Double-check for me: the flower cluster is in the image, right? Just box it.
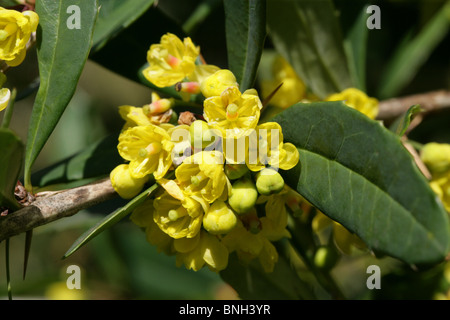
[0,6,39,111]
[111,33,300,272]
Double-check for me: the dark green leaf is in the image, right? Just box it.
[0,128,23,210]
[24,0,99,190]
[344,5,369,92]
[273,102,450,265]
[224,0,266,91]
[63,182,158,259]
[389,105,423,137]
[31,133,122,190]
[92,0,155,52]
[377,1,450,99]
[267,0,353,98]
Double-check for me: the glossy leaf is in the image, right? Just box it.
[0,128,23,210]
[267,0,353,99]
[24,0,98,190]
[273,102,450,265]
[63,182,158,259]
[224,0,267,91]
[92,0,155,51]
[31,133,122,190]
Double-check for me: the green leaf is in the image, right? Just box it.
[267,0,353,99]
[220,250,314,300]
[31,133,122,190]
[92,0,155,51]
[224,0,266,92]
[62,182,158,259]
[24,0,99,190]
[273,102,450,265]
[0,128,23,210]
[377,1,450,99]
[344,5,369,92]
[389,104,423,137]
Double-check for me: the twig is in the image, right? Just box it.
[0,178,117,242]
[377,90,450,120]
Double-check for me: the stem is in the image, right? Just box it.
[1,88,17,129]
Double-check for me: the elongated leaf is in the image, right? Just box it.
[92,0,155,51]
[377,1,450,99]
[273,102,450,265]
[224,0,266,91]
[31,133,122,189]
[344,5,369,92]
[267,0,353,99]
[0,128,23,210]
[24,0,98,190]
[63,182,158,259]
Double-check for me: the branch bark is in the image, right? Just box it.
[0,178,117,242]
[377,90,450,120]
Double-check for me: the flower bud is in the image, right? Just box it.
[313,245,339,271]
[200,69,238,98]
[110,164,149,199]
[420,142,450,174]
[203,201,237,235]
[224,163,249,180]
[228,177,258,214]
[189,120,214,149]
[255,168,285,195]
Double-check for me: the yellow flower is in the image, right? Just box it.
[200,69,239,98]
[142,33,199,88]
[261,55,306,109]
[246,122,299,172]
[0,7,38,66]
[153,179,208,239]
[110,164,149,199]
[117,124,174,180]
[222,219,278,273]
[0,87,10,111]
[256,189,291,241]
[175,230,229,272]
[325,88,379,119]
[130,198,175,255]
[421,143,450,176]
[429,173,450,213]
[175,151,230,203]
[118,93,175,130]
[203,86,262,139]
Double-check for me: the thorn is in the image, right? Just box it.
[262,82,284,109]
[23,230,33,280]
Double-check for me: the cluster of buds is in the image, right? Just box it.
[111,33,301,273]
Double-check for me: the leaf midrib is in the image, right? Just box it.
[26,1,64,168]
[298,147,447,255]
